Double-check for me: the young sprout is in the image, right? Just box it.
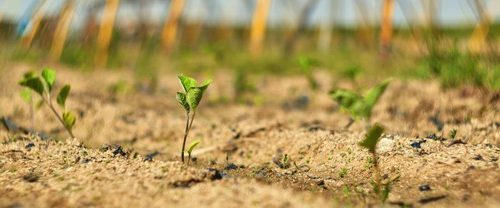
[186,140,200,165]
[359,123,390,203]
[19,68,76,138]
[330,78,391,128]
[449,128,457,140]
[298,56,319,91]
[176,74,211,163]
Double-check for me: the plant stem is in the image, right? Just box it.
[43,96,75,138]
[181,111,190,162]
[188,110,196,131]
[372,152,382,197]
[29,97,34,130]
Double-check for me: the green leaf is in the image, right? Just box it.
[176,92,190,112]
[186,140,201,154]
[178,75,197,93]
[19,77,45,96]
[359,123,384,153]
[186,80,211,110]
[186,88,203,110]
[57,85,71,107]
[41,68,56,92]
[363,78,391,112]
[23,71,36,79]
[20,88,32,103]
[62,111,76,129]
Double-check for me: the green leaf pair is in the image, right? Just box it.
[19,69,71,109]
[176,75,212,113]
[18,68,76,138]
[330,78,391,120]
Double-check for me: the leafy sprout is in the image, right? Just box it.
[298,56,319,91]
[176,74,211,163]
[359,123,390,203]
[19,68,76,138]
[330,78,391,127]
[186,140,200,165]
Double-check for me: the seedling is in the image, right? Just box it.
[176,74,211,163]
[19,68,76,138]
[449,128,457,140]
[234,69,257,102]
[186,140,200,165]
[298,56,319,91]
[359,123,390,203]
[330,78,391,128]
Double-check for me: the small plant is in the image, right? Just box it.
[186,140,200,165]
[330,79,391,128]
[359,123,390,203]
[234,69,256,102]
[298,56,319,91]
[19,68,76,138]
[449,128,457,140]
[338,167,348,178]
[176,74,211,163]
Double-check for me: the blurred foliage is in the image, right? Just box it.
[1,24,499,91]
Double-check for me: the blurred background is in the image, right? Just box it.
[0,0,499,89]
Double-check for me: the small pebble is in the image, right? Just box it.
[419,184,431,192]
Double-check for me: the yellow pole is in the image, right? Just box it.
[96,0,120,66]
[22,0,50,48]
[468,0,490,53]
[50,0,76,60]
[161,0,186,53]
[380,0,394,55]
[249,0,272,56]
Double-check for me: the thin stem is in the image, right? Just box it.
[188,110,196,131]
[43,96,75,138]
[372,152,382,197]
[29,96,34,130]
[181,111,190,163]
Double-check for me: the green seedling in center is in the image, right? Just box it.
[176,75,211,163]
[359,123,390,203]
[330,78,391,128]
[19,68,76,138]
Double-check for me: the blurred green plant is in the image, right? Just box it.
[176,74,211,163]
[298,56,319,91]
[330,79,391,128]
[234,68,257,102]
[359,123,390,203]
[19,68,76,138]
[341,65,362,82]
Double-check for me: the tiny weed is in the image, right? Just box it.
[359,123,390,203]
[298,56,319,91]
[449,128,457,140]
[338,168,348,178]
[19,68,76,138]
[176,74,211,163]
[330,79,391,128]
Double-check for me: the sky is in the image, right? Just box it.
[1,0,499,31]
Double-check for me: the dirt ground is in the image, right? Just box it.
[0,64,499,207]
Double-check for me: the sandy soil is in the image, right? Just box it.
[0,64,499,207]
